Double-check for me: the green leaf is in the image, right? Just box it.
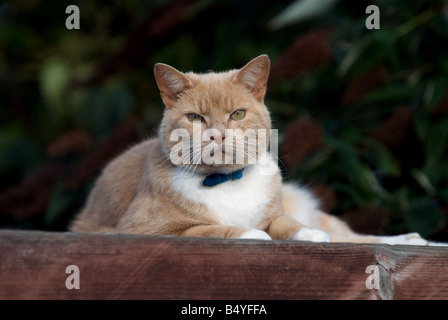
[332,182,366,208]
[362,83,418,104]
[269,0,338,29]
[39,57,71,116]
[78,82,134,138]
[326,136,379,198]
[424,118,448,165]
[440,187,448,203]
[423,78,448,112]
[43,182,74,227]
[420,160,448,187]
[0,122,30,174]
[411,168,436,196]
[347,29,396,78]
[363,139,401,177]
[402,198,444,237]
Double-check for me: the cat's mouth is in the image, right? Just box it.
[171,145,255,175]
[202,144,259,165]
[167,133,268,174]
[202,162,251,176]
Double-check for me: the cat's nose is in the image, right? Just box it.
[210,132,226,141]
[206,127,226,145]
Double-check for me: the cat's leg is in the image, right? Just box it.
[266,214,330,242]
[115,193,272,240]
[313,210,428,245]
[69,209,117,234]
[118,204,273,240]
[330,230,428,245]
[181,224,272,240]
[279,183,330,242]
[281,183,428,245]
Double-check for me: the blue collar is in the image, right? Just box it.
[202,168,245,187]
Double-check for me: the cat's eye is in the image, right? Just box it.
[187,113,204,122]
[230,110,246,121]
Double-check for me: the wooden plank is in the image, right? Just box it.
[0,230,447,300]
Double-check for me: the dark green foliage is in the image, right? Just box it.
[1,0,447,240]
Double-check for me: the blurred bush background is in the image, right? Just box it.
[1,0,448,241]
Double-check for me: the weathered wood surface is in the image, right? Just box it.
[0,229,448,300]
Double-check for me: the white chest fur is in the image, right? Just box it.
[170,153,278,229]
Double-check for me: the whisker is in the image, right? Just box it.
[178,145,202,182]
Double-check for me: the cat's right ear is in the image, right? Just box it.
[154,63,192,108]
[234,55,270,103]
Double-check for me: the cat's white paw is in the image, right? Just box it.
[238,229,272,240]
[293,228,330,243]
[380,232,428,246]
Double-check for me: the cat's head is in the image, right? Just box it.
[154,55,271,174]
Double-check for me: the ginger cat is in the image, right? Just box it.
[70,55,428,245]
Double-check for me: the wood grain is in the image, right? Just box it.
[0,230,447,299]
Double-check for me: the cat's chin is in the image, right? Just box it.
[205,164,247,175]
[175,163,248,175]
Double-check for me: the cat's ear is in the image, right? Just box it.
[154,63,192,108]
[234,55,270,102]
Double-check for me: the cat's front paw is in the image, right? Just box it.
[238,229,272,240]
[381,232,428,246]
[293,228,330,243]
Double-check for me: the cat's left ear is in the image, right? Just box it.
[234,55,270,102]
